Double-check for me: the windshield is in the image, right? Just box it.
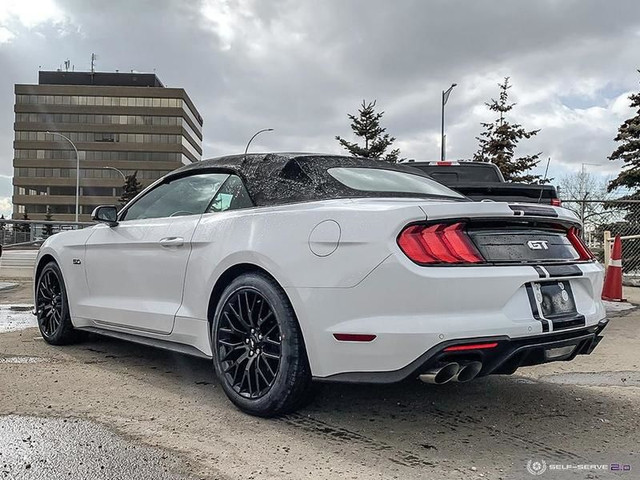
[328,167,465,199]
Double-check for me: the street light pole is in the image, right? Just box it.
[102,166,127,181]
[441,83,457,162]
[244,128,274,156]
[103,167,127,201]
[47,131,80,222]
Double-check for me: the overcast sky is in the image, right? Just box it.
[1,0,639,216]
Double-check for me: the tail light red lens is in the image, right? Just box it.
[397,222,484,265]
[550,198,562,207]
[567,226,594,260]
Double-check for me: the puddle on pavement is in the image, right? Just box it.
[0,305,37,333]
[540,371,640,387]
[0,355,47,364]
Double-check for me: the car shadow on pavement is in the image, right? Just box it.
[53,333,638,477]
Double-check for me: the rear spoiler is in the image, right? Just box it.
[509,204,558,218]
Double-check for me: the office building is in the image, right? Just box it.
[13,71,203,221]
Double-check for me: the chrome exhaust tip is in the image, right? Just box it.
[453,361,483,383]
[418,362,460,385]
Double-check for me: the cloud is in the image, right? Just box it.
[0,0,640,209]
[0,197,12,217]
[0,0,68,44]
[0,26,14,43]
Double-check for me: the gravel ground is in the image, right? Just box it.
[0,281,639,479]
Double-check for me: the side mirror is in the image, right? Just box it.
[91,205,119,227]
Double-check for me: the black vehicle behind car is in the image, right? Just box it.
[409,161,561,206]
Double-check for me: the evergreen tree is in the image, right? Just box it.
[336,100,400,162]
[43,207,54,238]
[608,71,640,194]
[473,78,543,183]
[119,171,142,206]
[18,211,31,235]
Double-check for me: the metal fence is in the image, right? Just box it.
[0,219,93,248]
[2,202,640,274]
[562,199,640,275]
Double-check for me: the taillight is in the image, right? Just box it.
[397,222,484,265]
[567,226,594,260]
[550,198,562,207]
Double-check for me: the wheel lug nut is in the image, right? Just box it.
[249,351,253,356]
[258,334,262,340]
[256,348,261,354]
[245,338,249,343]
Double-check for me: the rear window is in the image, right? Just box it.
[328,167,464,198]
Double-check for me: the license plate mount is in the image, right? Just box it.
[535,280,578,319]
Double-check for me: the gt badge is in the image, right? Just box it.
[72,258,82,265]
[527,240,549,250]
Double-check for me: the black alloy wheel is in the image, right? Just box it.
[212,273,315,417]
[36,261,77,345]
[217,288,282,399]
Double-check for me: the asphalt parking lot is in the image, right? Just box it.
[0,281,639,480]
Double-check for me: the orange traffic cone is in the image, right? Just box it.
[602,235,625,302]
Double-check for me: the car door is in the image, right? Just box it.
[81,171,230,334]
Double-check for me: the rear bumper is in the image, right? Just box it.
[288,255,606,379]
[319,319,608,383]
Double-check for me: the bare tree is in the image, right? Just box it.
[559,170,619,227]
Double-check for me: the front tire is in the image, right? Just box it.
[35,261,78,345]
[211,273,314,417]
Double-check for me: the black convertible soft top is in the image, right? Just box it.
[173,153,464,207]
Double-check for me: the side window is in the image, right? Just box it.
[122,173,230,221]
[206,175,253,213]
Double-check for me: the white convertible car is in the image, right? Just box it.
[34,153,607,416]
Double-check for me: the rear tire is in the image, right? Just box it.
[35,261,79,345]
[211,273,314,417]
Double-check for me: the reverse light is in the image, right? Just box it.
[397,222,484,265]
[567,226,595,260]
[443,342,499,352]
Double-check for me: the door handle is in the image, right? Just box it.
[159,236,184,247]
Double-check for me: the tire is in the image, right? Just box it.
[35,261,78,345]
[211,272,314,417]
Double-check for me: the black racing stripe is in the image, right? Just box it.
[525,283,549,332]
[543,264,583,278]
[533,266,547,278]
[551,315,586,331]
